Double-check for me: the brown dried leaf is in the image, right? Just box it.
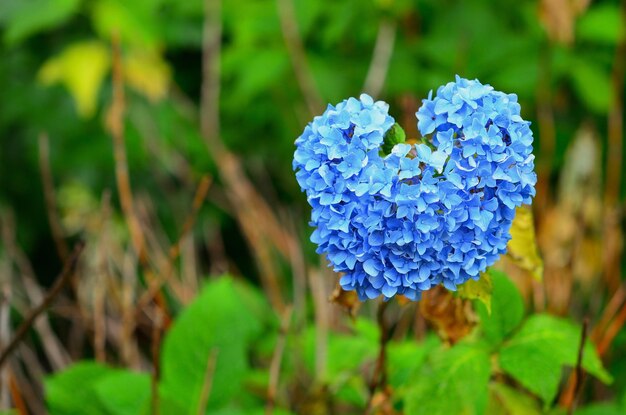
[329,281,361,318]
[370,386,399,415]
[419,286,476,344]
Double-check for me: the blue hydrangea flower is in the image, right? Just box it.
[294,78,536,301]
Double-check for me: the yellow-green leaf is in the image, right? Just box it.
[38,40,110,117]
[507,206,544,281]
[124,49,171,102]
[457,272,493,314]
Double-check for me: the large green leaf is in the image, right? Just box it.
[45,362,113,415]
[388,335,440,391]
[499,314,612,405]
[94,371,151,415]
[476,270,524,345]
[301,317,378,407]
[159,277,269,413]
[405,343,492,415]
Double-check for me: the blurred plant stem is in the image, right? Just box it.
[363,18,397,98]
[108,34,147,265]
[365,300,391,415]
[276,0,322,115]
[38,132,69,262]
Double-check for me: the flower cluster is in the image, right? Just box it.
[293,77,536,301]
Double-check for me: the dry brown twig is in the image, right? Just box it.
[275,0,323,115]
[8,372,28,415]
[1,212,71,370]
[10,359,44,415]
[108,34,147,263]
[133,175,212,316]
[0,241,85,369]
[567,318,589,415]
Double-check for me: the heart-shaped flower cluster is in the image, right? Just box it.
[293,76,536,300]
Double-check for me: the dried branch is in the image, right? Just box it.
[108,35,173,324]
[108,34,147,262]
[38,132,69,261]
[8,372,28,415]
[275,0,323,115]
[10,359,44,415]
[266,305,293,415]
[0,241,85,369]
[597,299,626,356]
[1,212,71,370]
[134,175,212,315]
[363,19,397,98]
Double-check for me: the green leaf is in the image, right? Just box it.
[476,270,524,345]
[488,382,541,415]
[45,362,112,415]
[405,343,492,415]
[0,0,81,45]
[577,5,623,45]
[569,58,613,114]
[499,314,612,405]
[458,272,493,313]
[159,277,269,413]
[388,334,440,403]
[381,123,406,155]
[46,362,152,415]
[94,371,151,415]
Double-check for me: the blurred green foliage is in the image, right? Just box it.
[0,0,622,256]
